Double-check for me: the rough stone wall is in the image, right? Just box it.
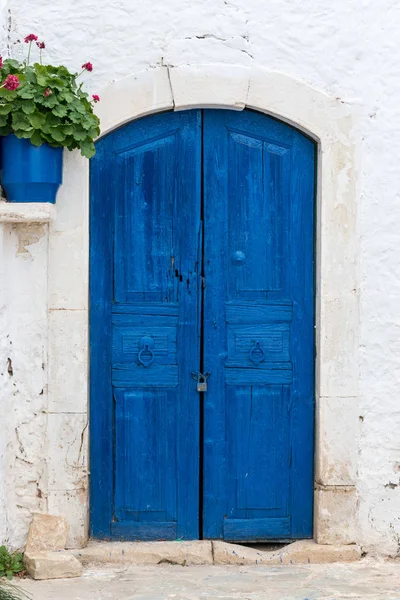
[0,0,400,555]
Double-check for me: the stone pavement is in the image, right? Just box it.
[18,560,400,599]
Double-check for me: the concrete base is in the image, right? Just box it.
[71,540,361,567]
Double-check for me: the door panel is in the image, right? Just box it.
[90,110,202,540]
[202,109,315,540]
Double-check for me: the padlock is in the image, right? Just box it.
[192,371,210,392]
[197,376,208,392]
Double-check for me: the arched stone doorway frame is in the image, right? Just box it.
[48,64,359,546]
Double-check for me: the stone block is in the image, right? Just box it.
[25,513,69,553]
[317,293,359,398]
[24,551,82,580]
[72,541,213,566]
[97,67,173,136]
[314,487,358,545]
[315,396,358,486]
[48,310,88,413]
[212,541,269,565]
[275,540,361,564]
[169,64,250,110]
[212,540,360,565]
[47,413,88,490]
[47,490,89,549]
[247,68,351,142]
[48,230,88,310]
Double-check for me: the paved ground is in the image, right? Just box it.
[17,560,400,599]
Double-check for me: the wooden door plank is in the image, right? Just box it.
[89,137,114,538]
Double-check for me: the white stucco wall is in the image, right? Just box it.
[1,0,400,556]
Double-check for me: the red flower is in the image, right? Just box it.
[44,87,52,97]
[81,62,93,72]
[36,41,45,49]
[0,56,3,69]
[92,94,100,103]
[24,34,38,43]
[2,74,20,91]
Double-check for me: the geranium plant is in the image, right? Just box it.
[0,34,100,158]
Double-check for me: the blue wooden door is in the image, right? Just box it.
[90,110,202,540]
[90,109,315,541]
[202,110,315,540]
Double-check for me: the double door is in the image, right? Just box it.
[90,109,315,541]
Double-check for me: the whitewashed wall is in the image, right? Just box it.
[1,0,400,556]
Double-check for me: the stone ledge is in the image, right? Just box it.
[0,200,56,223]
[71,540,361,567]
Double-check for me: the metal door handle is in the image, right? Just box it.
[138,336,155,367]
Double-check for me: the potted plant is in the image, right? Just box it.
[0,34,100,203]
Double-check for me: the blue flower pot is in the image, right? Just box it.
[1,135,63,203]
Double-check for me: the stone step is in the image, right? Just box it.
[71,540,361,567]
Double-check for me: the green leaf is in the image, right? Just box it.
[30,130,44,146]
[24,67,37,84]
[28,112,46,129]
[6,570,13,580]
[42,114,61,134]
[34,64,49,87]
[14,128,34,139]
[68,111,83,124]
[62,124,75,136]
[49,127,66,143]
[18,87,35,99]
[42,94,58,108]
[60,92,75,103]
[47,77,66,91]
[71,127,88,142]
[45,113,61,127]
[21,101,36,115]
[0,114,9,127]
[4,58,20,69]
[80,139,96,159]
[52,104,68,118]
[73,102,86,115]
[14,73,27,86]
[12,112,31,131]
[0,88,17,100]
[0,104,12,115]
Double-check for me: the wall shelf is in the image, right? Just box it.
[0,200,56,223]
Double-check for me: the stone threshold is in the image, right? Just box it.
[70,540,361,567]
